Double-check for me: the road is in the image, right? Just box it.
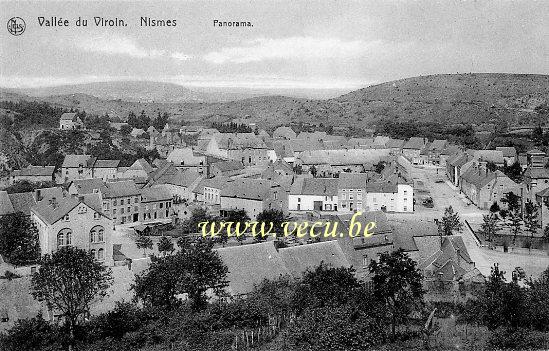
[409,164,549,280]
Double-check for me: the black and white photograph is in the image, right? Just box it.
[0,0,548,350]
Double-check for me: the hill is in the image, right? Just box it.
[1,73,548,129]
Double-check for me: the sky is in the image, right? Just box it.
[0,0,548,91]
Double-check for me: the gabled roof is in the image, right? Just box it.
[31,194,106,225]
[216,241,289,296]
[70,178,107,195]
[385,139,406,149]
[130,158,154,173]
[403,137,426,150]
[193,176,230,194]
[430,139,448,151]
[290,177,338,196]
[338,173,370,189]
[221,178,277,200]
[495,147,517,158]
[279,241,350,278]
[298,149,390,166]
[93,159,120,168]
[473,150,504,165]
[62,154,95,168]
[103,180,141,198]
[140,187,172,202]
[12,165,55,177]
[0,191,15,216]
[211,160,245,173]
[8,192,37,214]
[60,112,78,121]
[460,167,497,189]
[273,126,296,140]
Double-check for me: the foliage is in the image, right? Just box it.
[127,110,151,130]
[119,124,132,135]
[211,121,252,133]
[0,314,61,351]
[369,249,424,340]
[181,207,214,234]
[256,209,288,239]
[0,212,40,265]
[524,199,541,242]
[500,192,523,245]
[3,180,56,194]
[502,161,523,182]
[135,234,153,256]
[437,206,463,236]
[31,246,113,346]
[478,213,501,243]
[152,112,170,131]
[157,236,174,256]
[0,100,65,129]
[487,327,549,350]
[220,209,250,245]
[132,239,228,310]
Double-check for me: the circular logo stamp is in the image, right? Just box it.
[7,17,26,36]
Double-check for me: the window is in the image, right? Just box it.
[57,229,72,247]
[404,190,408,195]
[134,197,139,203]
[153,204,156,210]
[63,214,70,222]
[121,208,125,214]
[298,197,301,202]
[78,206,87,214]
[94,212,100,220]
[90,249,96,258]
[113,209,117,214]
[160,203,164,209]
[97,248,104,261]
[362,255,369,267]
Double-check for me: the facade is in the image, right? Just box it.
[61,155,95,183]
[11,166,55,184]
[92,160,120,181]
[289,177,338,211]
[140,187,173,222]
[220,178,288,219]
[337,173,370,212]
[209,160,245,178]
[59,113,84,130]
[167,148,208,174]
[102,181,142,225]
[496,147,518,165]
[402,137,427,164]
[30,194,113,265]
[459,166,520,209]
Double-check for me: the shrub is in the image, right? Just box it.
[488,327,549,350]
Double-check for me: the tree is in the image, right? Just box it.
[0,212,40,265]
[438,206,463,236]
[503,161,523,183]
[4,180,56,194]
[490,202,501,213]
[374,161,386,174]
[133,239,227,310]
[256,209,288,240]
[369,249,424,340]
[136,234,153,257]
[153,112,169,131]
[544,225,549,242]
[524,199,541,247]
[119,124,132,135]
[157,236,174,256]
[368,249,424,339]
[222,209,250,245]
[526,267,549,331]
[31,247,112,349]
[479,213,502,243]
[309,165,317,177]
[0,314,59,351]
[501,192,523,245]
[486,161,497,172]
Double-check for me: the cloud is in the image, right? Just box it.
[76,35,191,61]
[203,36,386,64]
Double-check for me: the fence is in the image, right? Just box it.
[232,313,294,350]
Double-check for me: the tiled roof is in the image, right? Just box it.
[140,187,172,203]
[193,176,230,195]
[12,165,55,177]
[93,159,120,168]
[473,150,504,164]
[62,154,95,168]
[60,112,77,121]
[216,241,289,296]
[103,180,141,198]
[495,147,517,158]
[70,178,107,195]
[279,241,351,278]
[273,126,296,139]
[221,178,276,200]
[385,139,406,148]
[430,140,448,151]
[403,137,426,150]
[0,191,15,216]
[338,173,370,189]
[298,149,390,166]
[290,177,338,196]
[8,192,36,214]
[130,158,154,173]
[211,160,245,172]
[31,194,106,225]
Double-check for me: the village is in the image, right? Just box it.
[2,109,549,338]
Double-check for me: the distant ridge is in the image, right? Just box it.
[1,73,548,128]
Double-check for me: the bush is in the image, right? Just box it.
[0,315,61,351]
[488,327,549,350]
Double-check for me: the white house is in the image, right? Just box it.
[59,113,84,130]
[289,177,338,211]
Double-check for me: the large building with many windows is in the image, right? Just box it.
[30,193,113,265]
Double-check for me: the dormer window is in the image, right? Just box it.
[63,215,70,222]
[94,212,100,220]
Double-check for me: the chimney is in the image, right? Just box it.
[49,197,58,209]
[78,195,85,202]
[35,189,43,202]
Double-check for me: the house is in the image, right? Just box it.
[427,140,449,165]
[215,133,271,166]
[419,236,484,298]
[473,150,505,167]
[140,187,173,223]
[101,180,142,225]
[495,147,518,166]
[385,139,405,155]
[446,152,470,186]
[364,177,414,213]
[459,166,520,209]
[148,168,202,203]
[220,178,288,219]
[278,241,351,278]
[59,113,83,130]
[130,128,146,138]
[193,176,229,204]
[337,173,370,212]
[11,166,55,184]
[92,160,120,181]
[272,126,296,140]
[289,177,338,211]
[0,187,65,217]
[523,149,549,203]
[296,149,391,176]
[61,155,95,183]
[117,158,154,179]
[261,159,295,178]
[166,148,207,174]
[179,126,203,135]
[403,137,427,164]
[209,160,245,178]
[30,193,114,265]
